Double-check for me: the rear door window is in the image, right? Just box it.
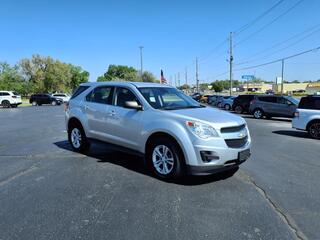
[71,86,90,99]
[258,96,277,103]
[86,86,114,105]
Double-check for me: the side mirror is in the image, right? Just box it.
[124,101,143,110]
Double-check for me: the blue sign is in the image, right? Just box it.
[242,75,254,80]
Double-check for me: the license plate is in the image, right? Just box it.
[238,149,251,162]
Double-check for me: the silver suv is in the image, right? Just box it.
[65,82,251,179]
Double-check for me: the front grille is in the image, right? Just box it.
[225,136,248,148]
[220,124,246,133]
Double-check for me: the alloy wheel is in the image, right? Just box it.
[152,145,174,175]
[71,128,82,149]
[254,109,263,119]
[309,122,320,139]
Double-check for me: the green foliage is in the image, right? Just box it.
[179,84,190,90]
[0,54,89,96]
[211,81,224,92]
[97,64,158,83]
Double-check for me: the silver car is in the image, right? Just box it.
[65,82,251,179]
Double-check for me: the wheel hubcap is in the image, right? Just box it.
[152,145,174,175]
[236,106,242,113]
[71,128,82,148]
[254,110,262,118]
[310,123,320,138]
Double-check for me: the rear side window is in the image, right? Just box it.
[258,96,277,103]
[13,91,19,96]
[299,97,320,110]
[1,92,10,96]
[86,86,114,104]
[71,86,90,99]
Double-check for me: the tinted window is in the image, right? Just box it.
[238,95,254,100]
[86,86,113,104]
[258,96,277,103]
[71,86,90,99]
[13,91,19,96]
[1,92,10,96]
[299,97,320,110]
[115,87,140,107]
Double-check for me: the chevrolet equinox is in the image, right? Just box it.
[65,82,251,179]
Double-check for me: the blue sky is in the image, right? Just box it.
[1,0,320,85]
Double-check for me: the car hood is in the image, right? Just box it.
[165,107,246,129]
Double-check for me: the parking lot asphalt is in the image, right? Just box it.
[0,106,319,240]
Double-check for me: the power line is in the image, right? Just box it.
[235,0,305,47]
[234,0,285,35]
[237,25,320,65]
[234,46,320,72]
[235,24,320,66]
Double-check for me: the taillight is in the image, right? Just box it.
[294,111,299,118]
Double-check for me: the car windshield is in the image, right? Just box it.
[138,87,203,110]
[285,96,299,105]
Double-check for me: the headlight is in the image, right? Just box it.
[186,121,219,139]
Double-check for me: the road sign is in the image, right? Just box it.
[242,75,254,80]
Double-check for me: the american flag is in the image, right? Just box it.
[160,69,167,84]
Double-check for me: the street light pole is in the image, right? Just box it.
[229,32,233,96]
[281,59,284,95]
[139,46,144,79]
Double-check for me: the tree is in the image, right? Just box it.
[103,65,137,81]
[211,81,223,92]
[141,71,157,82]
[179,84,190,90]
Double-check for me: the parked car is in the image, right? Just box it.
[0,91,22,108]
[29,94,63,106]
[292,95,320,139]
[232,95,256,114]
[216,96,232,108]
[207,95,219,105]
[249,95,299,119]
[190,92,202,102]
[65,82,251,179]
[52,93,70,102]
[220,96,236,110]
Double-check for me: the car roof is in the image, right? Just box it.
[80,81,174,89]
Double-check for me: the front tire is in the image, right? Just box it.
[253,108,264,119]
[147,137,184,180]
[68,123,90,153]
[224,104,231,110]
[51,101,57,106]
[308,121,320,139]
[32,101,37,106]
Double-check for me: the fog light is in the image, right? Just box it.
[200,151,219,162]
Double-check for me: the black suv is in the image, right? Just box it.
[232,95,255,114]
[29,94,63,106]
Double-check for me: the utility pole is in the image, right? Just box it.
[196,58,199,93]
[174,74,177,87]
[281,59,284,95]
[178,72,180,87]
[185,67,188,85]
[229,32,233,96]
[139,46,143,79]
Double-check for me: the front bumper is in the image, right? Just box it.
[186,149,250,175]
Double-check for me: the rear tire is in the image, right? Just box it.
[224,104,231,111]
[32,101,37,106]
[146,137,184,180]
[51,101,57,106]
[11,104,17,108]
[234,105,243,114]
[253,108,264,119]
[1,100,10,108]
[308,121,320,139]
[68,122,91,153]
